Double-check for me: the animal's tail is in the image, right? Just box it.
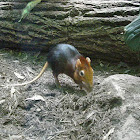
[4,62,48,87]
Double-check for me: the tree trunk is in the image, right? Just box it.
[0,0,139,63]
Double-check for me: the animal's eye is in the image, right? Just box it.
[79,70,84,77]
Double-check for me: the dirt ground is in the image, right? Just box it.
[0,49,139,140]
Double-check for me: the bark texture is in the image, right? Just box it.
[0,0,140,63]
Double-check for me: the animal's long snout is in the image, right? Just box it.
[87,84,93,92]
[82,81,93,92]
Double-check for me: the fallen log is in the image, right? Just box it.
[0,0,139,63]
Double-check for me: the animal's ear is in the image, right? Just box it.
[76,59,81,68]
[86,57,91,64]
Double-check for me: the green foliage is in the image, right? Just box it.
[124,14,140,51]
[18,0,42,22]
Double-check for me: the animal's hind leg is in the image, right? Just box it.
[53,73,65,93]
[53,73,61,88]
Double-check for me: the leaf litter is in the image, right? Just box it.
[0,52,124,140]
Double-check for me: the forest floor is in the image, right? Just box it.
[0,49,140,140]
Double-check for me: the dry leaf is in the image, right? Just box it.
[0,99,5,105]
[13,60,19,63]
[86,111,96,119]
[26,67,35,74]
[11,87,16,94]
[14,72,25,79]
[102,128,115,140]
[26,95,45,101]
